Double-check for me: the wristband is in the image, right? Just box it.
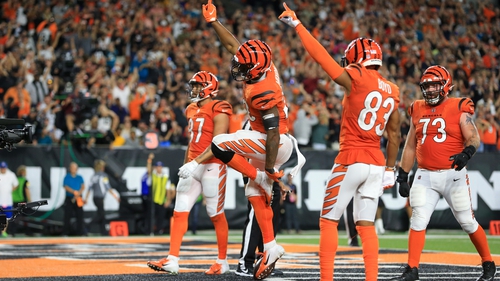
[462,145,476,159]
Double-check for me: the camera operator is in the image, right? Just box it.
[0,161,19,237]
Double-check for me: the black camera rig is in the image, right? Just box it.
[0,118,33,151]
[0,200,48,230]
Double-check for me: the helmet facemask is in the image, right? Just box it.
[231,56,260,82]
[420,81,446,106]
[188,81,211,103]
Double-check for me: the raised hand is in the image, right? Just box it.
[278,2,301,28]
[202,0,217,23]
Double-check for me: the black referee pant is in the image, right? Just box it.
[238,181,281,268]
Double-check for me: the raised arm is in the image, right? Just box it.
[202,0,240,55]
[279,3,352,91]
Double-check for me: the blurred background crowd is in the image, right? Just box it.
[1,0,499,152]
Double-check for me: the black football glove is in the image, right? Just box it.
[449,145,476,171]
[396,167,410,198]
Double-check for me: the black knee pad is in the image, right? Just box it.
[211,142,234,163]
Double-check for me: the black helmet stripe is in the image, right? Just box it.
[353,39,359,63]
[245,41,259,64]
[238,44,249,61]
[426,69,444,80]
[254,40,269,70]
[201,71,208,82]
[361,38,367,61]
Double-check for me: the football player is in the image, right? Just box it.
[177,1,305,279]
[147,71,232,275]
[279,3,401,281]
[391,65,496,281]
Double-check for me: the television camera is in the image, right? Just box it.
[0,200,48,231]
[0,118,33,151]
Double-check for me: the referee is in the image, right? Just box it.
[84,160,120,236]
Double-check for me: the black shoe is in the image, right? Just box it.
[348,237,359,247]
[235,262,253,277]
[390,264,419,281]
[476,261,496,281]
[271,269,284,276]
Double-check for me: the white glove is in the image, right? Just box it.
[278,3,301,28]
[178,160,199,179]
[382,169,395,190]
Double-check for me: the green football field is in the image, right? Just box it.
[189,229,500,255]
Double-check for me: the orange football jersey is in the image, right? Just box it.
[410,97,474,170]
[243,63,289,134]
[186,100,233,163]
[336,63,400,166]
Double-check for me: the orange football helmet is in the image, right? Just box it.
[419,65,454,106]
[341,37,383,68]
[188,71,219,103]
[231,39,272,81]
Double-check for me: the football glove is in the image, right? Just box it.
[278,3,301,28]
[265,168,284,183]
[202,0,217,23]
[382,168,395,190]
[178,160,199,179]
[449,145,476,171]
[396,167,410,198]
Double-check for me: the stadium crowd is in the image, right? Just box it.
[0,0,499,152]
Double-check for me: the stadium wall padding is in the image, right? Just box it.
[1,146,499,234]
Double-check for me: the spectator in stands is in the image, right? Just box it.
[123,128,141,148]
[111,125,126,149]
[111,68,138,111]
[3,78,31,118]
[26,67,49,108]
[0,0,499,152]
[311,108,330,150]
[293,99,318,149]
[110,97,128,125]
[476,109,499,153]
[156,109,173,142]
